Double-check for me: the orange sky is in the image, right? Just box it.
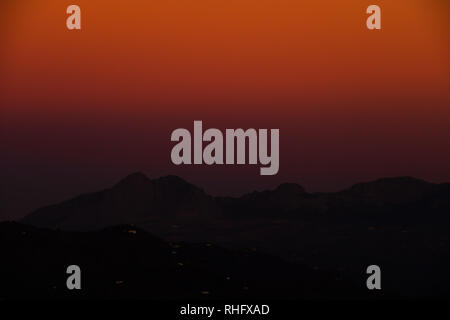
[1,0,449,219]
[1,0,449,115]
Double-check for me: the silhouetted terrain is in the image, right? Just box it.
[10,173,450,298]
[23,173,450,229]
[0,222,365,299]
[23,173,219,230]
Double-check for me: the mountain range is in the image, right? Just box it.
[22,172,450,230]
[9,173,450,298]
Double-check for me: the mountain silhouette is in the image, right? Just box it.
[22,173,450,230]
[13,173,450,298]
[337,177,434,205]
[22,172,218,230]
[217,182,314,217]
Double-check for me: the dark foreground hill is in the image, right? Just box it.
[0,222,367,300]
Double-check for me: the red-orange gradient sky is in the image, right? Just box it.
[1,0,449,219]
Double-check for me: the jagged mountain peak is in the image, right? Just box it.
[22,173,218,230]
[115,172,151,187]
[274,183,306,194]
